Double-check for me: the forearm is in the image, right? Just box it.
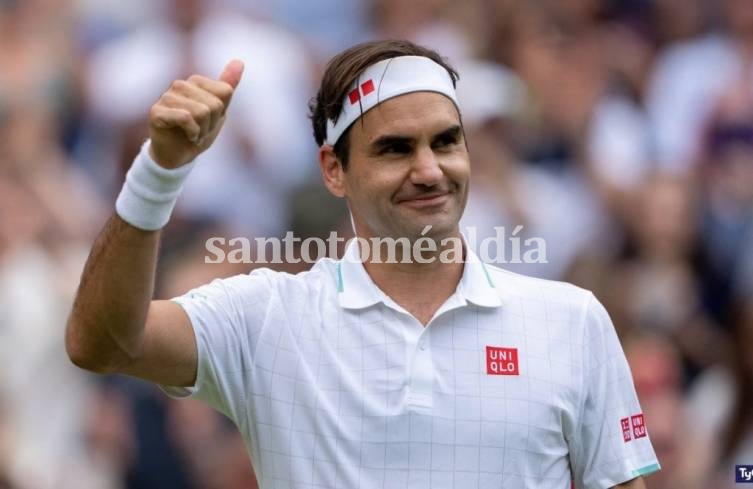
[66,214,160,372]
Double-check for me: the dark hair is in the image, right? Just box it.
[308,40,459,170]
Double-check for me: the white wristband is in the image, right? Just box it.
[115,140,197,231]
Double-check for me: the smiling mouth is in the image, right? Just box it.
[398,193,450,208]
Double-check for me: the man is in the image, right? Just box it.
[66,40,659,488]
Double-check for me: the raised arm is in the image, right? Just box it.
[65,60,244,386]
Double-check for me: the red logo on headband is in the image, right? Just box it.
[348,79,375,105]
[361,79,375,96]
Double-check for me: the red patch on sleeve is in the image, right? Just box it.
[631,413,647,439]
[621,417,632,442]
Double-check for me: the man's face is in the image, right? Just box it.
[340,91,470,242]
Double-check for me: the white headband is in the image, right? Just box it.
[324,55,460,146]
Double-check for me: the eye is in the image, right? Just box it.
[380,142,412,155]
[432,133,460,150]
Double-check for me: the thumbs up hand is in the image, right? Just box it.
[148,59,245,169]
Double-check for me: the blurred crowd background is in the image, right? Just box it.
[1,0,753,487]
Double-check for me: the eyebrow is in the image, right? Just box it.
[369,124,463,152]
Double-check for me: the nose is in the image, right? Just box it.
[410,146,443,187]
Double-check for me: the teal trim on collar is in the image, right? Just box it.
[337,240,383,309]
[336,263,344,293]
[460,251,502,308]
[480,262,496,288]
[632,463,661,478]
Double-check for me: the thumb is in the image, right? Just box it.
[219,59,245,89]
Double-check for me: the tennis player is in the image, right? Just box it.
[66,40,660,488]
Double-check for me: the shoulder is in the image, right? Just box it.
[484,265,593,307]
[177,258,339,309]
[232,257,339,293]
[485,265,611,334]
[262,258,340,302]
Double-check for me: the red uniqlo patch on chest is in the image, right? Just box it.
[631,414,647,439]
[621,417,632,442]
[486,346,519,375]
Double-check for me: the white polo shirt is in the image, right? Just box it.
[163,241,659,489]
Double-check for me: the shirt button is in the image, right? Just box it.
[419,342,427,351]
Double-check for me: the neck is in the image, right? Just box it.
[358,231,466,325]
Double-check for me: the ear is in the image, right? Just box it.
[318,144,346,198]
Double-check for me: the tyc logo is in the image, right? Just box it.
[736,465,753,483]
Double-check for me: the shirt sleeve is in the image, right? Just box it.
[159,269,275,424]
[568,293,661,489]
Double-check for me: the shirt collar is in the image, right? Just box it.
[459,245,502,308]
[336,239,383,309]
[336,236,502,310]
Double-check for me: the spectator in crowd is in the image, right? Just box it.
[83,0,315,237]
[647,0,753,174]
